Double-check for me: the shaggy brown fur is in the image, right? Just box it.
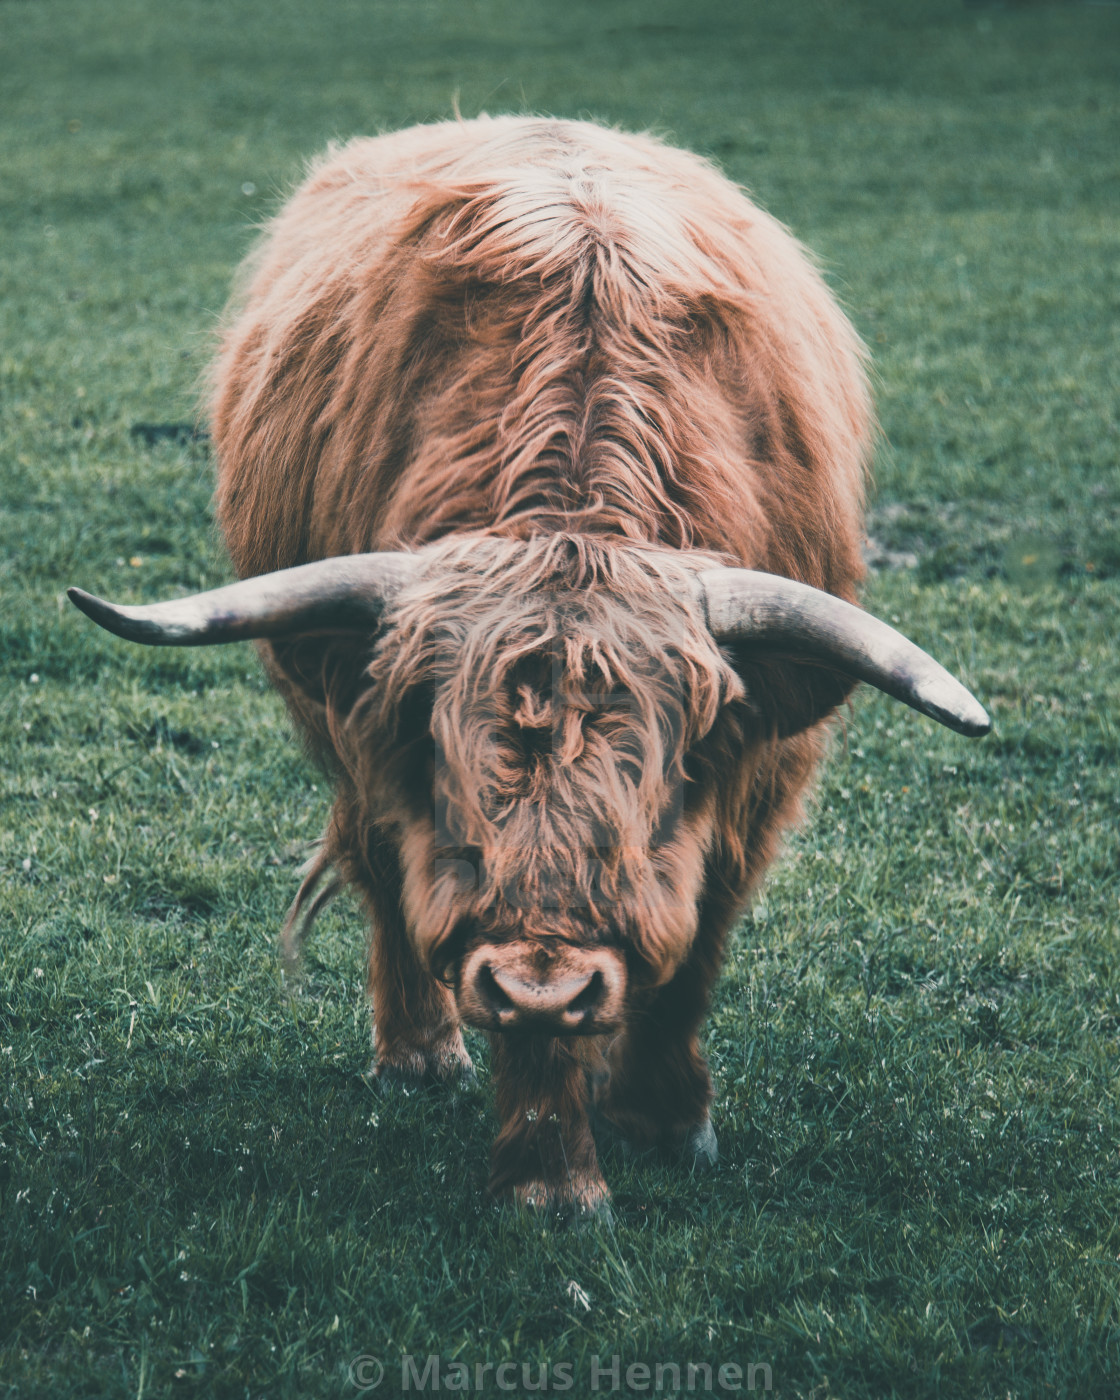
[210,116,872,1216]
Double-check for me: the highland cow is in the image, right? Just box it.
[70,116,988,1219]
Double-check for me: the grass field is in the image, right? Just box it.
[3,1,1120,1396]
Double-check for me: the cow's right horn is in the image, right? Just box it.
[698,567,991,737]
[68,553,421,647]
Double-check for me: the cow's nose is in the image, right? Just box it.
[458,943,625,1034]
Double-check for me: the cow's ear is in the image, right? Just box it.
[263,636,378,712]
[725,648,858,738]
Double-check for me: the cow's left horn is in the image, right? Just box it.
[698,567,990,737]
[68,553,421,646]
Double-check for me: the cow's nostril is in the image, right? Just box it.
[566,970,603,1017]
[459,944,625,1033]
[478,962,515,1013]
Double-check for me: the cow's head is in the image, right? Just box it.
[69,534,989,1034]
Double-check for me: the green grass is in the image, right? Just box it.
[2,1,1120,1395]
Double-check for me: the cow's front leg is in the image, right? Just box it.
[366,905,474,1091]
[596,957,718,1167]
[488,1034,610,1221]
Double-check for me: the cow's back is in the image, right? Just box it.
[211,116,870,600]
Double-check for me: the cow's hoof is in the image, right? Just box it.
[679,1114,718,1170]
[591,1105,717,1170]
[510,1178,613,1229]
[371,1063,423,1095]
[372,1051,477,1096]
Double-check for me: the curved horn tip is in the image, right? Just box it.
[913,677,991,737]
[67,586,114,627]
[938,704,992,739]
[951,701,992,739]
[67,585,191,645]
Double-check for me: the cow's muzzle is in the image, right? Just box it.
[457,942,626,1035]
